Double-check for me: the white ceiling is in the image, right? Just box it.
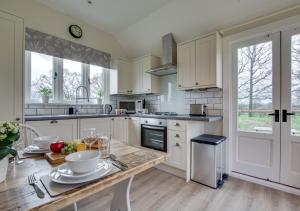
[36,0,174,34]
[37,0,300,58]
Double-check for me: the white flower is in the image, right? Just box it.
[0,126,6,134]
[0,134,7,140]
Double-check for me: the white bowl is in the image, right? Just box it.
[65,151,99,174]
[33,136,59,149]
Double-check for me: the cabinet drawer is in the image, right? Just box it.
[168,120,186,131]
[168,130,186,144]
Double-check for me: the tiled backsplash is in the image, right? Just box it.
[24,103,105,116]
[25,88,222,116]
[110,88,223,116]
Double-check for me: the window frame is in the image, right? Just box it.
[25,51,109,104]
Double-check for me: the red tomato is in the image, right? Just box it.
[50,141,64,153]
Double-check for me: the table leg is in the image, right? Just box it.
[73,202,78,211]
[110,176,134,211]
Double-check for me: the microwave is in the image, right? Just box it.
[118,100,143,114]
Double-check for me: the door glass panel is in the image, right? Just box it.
[237,41,273,133]
[291,34,300,136]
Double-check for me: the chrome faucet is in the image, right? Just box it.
[75,85,89,114]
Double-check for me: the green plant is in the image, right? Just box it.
[38,86,52,97]
[97,89,104,98]
[0,122,20,160]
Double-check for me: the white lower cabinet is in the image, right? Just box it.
[166,120,187,171]
[26,119,78,141]
[111,117,129,143]
[79,118,111,138]
[128,117,141,146]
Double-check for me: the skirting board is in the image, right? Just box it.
[230,171,300,196]
[155,164,186,180]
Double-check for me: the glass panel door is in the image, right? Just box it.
[281,27,300,188]
[232,32,281,182]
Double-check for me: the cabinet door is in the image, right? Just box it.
[112,117,128,143]
[128,117,141,146]
[177,41,196,89]
[132,61,142,93]
[168,141,187,170]
[26,120,78,142]
[142,58,151,93]
[118,60,132,94]
[79,118,110,138]
[0,12,23,122]
[195,34,216,87]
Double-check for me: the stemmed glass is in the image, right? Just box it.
[83,128,97,150]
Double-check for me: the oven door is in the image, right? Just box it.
[141,125,167,152]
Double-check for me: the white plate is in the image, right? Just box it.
[24,145,50,154]
[56,160,107,178]
[50,160,113,184]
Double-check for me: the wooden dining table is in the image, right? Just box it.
[0,140,167,211]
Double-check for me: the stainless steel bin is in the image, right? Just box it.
[191,134,226,188]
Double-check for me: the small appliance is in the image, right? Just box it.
[190,104,207,116]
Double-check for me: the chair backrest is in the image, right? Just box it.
[19,124,41,147]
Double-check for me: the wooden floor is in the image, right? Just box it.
[61,168,300,211]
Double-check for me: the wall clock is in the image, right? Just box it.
[69,25,82,38]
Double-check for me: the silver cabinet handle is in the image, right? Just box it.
[178,84,182,87]
[175,134,180,138]
[15,117,21,122]
[195,82,199,85]
[175,123,180,126]
[175,143,180,147]
[50,120,58,124]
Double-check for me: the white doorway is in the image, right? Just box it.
[232,26,300,188]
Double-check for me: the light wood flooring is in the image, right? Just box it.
[61,168,300,211]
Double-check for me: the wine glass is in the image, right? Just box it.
[83,128,97,150]
[12,136,24,165]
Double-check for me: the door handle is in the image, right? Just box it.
[282,109,295,122]
[268,110,279,122]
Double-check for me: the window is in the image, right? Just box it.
[237,41,273,133]
[25,51,109,104]
[29,52,54,100]
[63,59,82,100]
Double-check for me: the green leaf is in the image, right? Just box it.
[0,147,17,160]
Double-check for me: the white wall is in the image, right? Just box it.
[0,0,127,59]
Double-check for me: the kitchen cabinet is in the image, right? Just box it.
[26,119,78,142]
[133,55,161,94]
[111,117,128,143]
[79,118,111,138]
[110,59,133,95]
[0,11,23,122]
[177,32,222,89]
[128,117,141,146]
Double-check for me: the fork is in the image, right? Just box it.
[28,174,45,198]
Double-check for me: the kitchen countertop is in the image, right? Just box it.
[24,113,223,122]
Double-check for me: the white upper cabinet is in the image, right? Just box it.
[177,32,222,89]
[0,11,23,122]
[110,59,133,95]
[133,55,161,94]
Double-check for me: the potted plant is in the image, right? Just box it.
[0,122,20,183]
[38,86,52,103]
[97,89,103,104]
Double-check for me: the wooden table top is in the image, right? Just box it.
[0,141,167,211]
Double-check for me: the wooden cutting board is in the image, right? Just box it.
[45,152,66,164]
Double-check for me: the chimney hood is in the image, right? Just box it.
[147,33,177,76]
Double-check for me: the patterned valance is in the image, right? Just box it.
[25,28,111,68]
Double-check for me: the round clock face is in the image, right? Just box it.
[69,25,82,38]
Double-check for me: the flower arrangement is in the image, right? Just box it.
[0,122,20,160]
[97,89,103,98]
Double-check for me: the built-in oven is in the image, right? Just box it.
[141,118,167,152]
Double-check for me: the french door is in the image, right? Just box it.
[232,26,300,188]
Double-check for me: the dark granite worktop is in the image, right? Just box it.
[24,113,223,122]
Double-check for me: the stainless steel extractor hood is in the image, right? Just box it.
[147,33,177,76]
